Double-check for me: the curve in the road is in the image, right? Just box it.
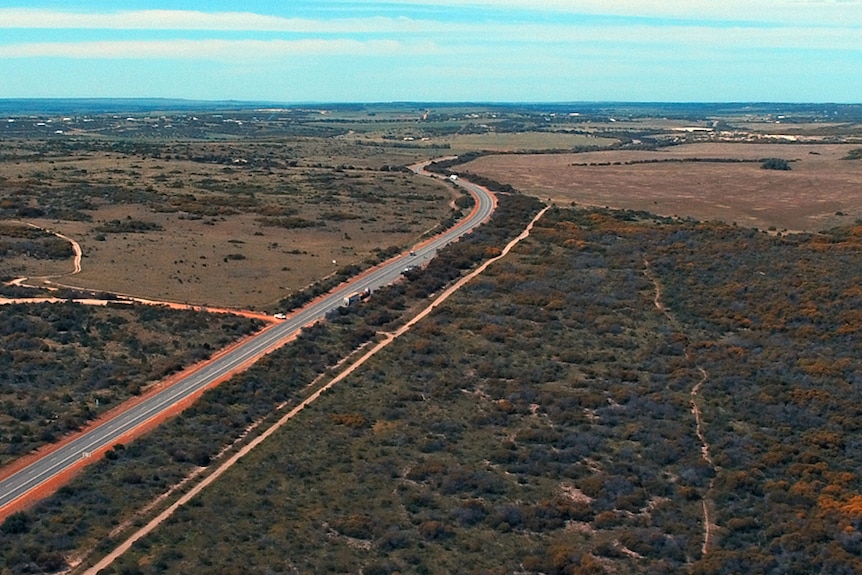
[0,160,496,520]
[7,222,82,287]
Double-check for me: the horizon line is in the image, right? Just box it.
[1,97,860,107]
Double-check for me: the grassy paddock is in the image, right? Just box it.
[463,143,862,232]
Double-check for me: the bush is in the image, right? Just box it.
[760,158,791,170]
[1,511,32,534]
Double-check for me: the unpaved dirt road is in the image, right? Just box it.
[81,202,549,575]
[0,161,496,521]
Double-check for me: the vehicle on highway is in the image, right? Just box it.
[0,159,497,517]
[342,288,371,307]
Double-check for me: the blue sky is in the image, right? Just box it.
[0,1,860,102]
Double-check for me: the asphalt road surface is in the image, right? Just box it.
[0,161,495,513]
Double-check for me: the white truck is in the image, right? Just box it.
[342,288,371,307]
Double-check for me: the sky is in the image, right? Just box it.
[0,1,860,103]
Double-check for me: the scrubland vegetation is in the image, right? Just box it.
[0,304,262,466]
[0,223,73,263]
[0,136,454,307]
[2,103,861,573]
[99,209,859,575]
[0,192,545,574]
[3,199,859,574]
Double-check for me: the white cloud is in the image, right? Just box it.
[0,5,857,65]
[0,38,435,60]
[0,9,441,33]
[510,22,862,50]
[2,3,861,33]
[0,9,280,30]
[0,18,855,63]
[366,0,862,26]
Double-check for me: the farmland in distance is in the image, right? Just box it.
[2,102,861,574]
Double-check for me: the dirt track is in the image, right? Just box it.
[0,225,278,519]
[8,222,82,286]
[643,258,716,556]
[2,222,275,320]
[80,204,551,575]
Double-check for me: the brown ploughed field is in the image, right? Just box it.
[463,143,862,232]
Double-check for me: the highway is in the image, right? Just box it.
[0,160,495,513]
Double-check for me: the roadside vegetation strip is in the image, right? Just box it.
[0,320,282,520]
[90,206,711,574]
[0,163,492,514]
[0,302,266,469]
[82,333,377,568]
[274,159,477,316]
[81,203,550,575]
[69,324,382,572]
[0,191,537,574]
